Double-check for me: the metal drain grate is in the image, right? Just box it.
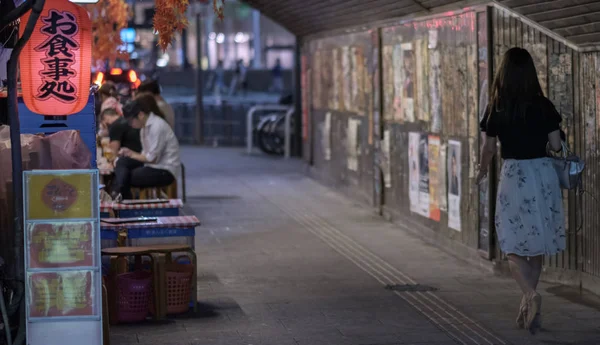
[385,284,438,292]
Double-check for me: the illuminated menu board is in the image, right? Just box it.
[24,170,102,345]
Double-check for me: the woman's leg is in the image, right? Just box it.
[528,255,544,328]
[112,157,144,199]
[508,254,541,330]
[130,167,175,188]
[507,254,535,295]
[509,254,542,330]
[527,255,543,290]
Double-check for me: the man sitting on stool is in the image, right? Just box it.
[113,99,180,199]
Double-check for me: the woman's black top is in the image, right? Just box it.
[479,96,562,160]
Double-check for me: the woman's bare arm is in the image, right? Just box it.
[548,130,562,152]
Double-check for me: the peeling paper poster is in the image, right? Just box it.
[408,132,420,214]
[428,135,441,222]
[382,129,392,188]
[439,142,448,212]
[448,140,461,231]
[430,49,442,133]
[402,43,415,123]
[418,133,430,218]
[347,118,360,171]
[322,112,331,161]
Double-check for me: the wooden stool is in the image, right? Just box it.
[131,180,177,200]
[163,180,177,199]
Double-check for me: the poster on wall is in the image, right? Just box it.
[382,129,392,188]
[350,47,359,114]
[448,140,462,231]
[408,132,420,213]
[428,135,441,221]
[415,38,429,122]
[342,46,351,111]
[429,40,442,133]
[347,118,360,171]
[312,52,322,109]
[322,112,332,161]
[331,49,340,110]
[393,45,404,122]
[418,133,430,218]
[401,43,415,123]
[382,45,394,122]
[439,142,448,212]
[353,47,371,115]
[456,46,468,132]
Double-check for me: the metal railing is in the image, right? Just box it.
[246,105,294,158]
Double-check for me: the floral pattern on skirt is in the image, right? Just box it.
[495,158,566,256]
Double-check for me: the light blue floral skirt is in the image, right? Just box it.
[495,158,566,256]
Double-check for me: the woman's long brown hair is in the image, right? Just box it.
[488,47,543,122]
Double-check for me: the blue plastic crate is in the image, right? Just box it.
[101,229,118,240]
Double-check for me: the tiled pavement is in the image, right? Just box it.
[111,147,600,345]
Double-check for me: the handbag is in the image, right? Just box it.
[547,141,585,191]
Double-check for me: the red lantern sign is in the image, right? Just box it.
[19,0,92,115]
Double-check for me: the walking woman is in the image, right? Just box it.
[476,47,565,333]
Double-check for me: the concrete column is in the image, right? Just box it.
[252,10,262,69]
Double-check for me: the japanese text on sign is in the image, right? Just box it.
[35,10,80,103]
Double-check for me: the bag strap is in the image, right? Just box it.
[568,178,596,234]
[546,141,569,159]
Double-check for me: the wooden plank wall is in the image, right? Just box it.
[307,31,376,206]
[378,12,480,249]
[303,6,600,281]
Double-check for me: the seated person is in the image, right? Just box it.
[100,108,142,158]
[137,79,175,129]
[112,99,180,199]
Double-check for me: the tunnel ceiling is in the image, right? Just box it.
[244,0,600,48]
[500,0,600,47]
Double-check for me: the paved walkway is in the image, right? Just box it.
[111,147,600,345]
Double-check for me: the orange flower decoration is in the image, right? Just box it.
[85,0,131,62]
[153,0,190,51]
[213,0,225,20]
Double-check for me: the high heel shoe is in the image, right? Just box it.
[525,292,542,331]
[516,295,527,329]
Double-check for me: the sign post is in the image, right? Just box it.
[23,169,102,345]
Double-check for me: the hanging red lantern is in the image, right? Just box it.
[19,0,92,115]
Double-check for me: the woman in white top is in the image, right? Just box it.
[113,99,180,199]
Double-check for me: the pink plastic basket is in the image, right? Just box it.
[116,271,152,323]
[165,263,193,314]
